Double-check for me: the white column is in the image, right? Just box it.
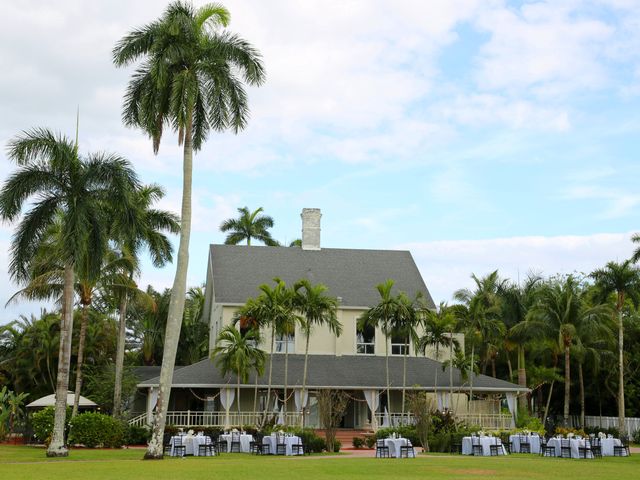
[146,387,158,425]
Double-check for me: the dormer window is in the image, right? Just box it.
[356,324,375,354]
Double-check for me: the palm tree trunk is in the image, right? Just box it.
[113,294,129,418]
[543,380,555,426]
[617,307,625,435]
[468,344,474,415]
[145,117,193,460]
[517,346,527,411]
[401,340,407,417]
[265,324,275,417]
[449,333,454,412]
[385,332,391,417]
[434,345,439,410]
[491,357,496,378]
[506,354,513,382]
[301,330,310,427]
[47,264,75,457]
[253,373,259,424]
[578,362,585,428]
[563,344,570,426]
[72,304,90,417]
[237,374,241,415]
[283,333,289,425]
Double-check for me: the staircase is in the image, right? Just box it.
[314,428,374,449]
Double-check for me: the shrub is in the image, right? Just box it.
[308,435,327,453]
[68,412,126,448]
[126,425,151,445]
[364,435,376,449]
[352,436,364,448]
[288,428,326,453]
[164,424,179,436]
[632,429,640,444]
[375,426,421,448]
[333,439,342,452]
[202,426,222,440]
[31,406,71,446]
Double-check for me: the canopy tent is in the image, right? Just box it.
[26,391,97,409]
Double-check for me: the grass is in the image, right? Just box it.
[1,445,638,480]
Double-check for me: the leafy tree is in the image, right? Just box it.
[113,2,265,458]
[220,207,279,246]
[0,128,138,457]
[591,260,640,433]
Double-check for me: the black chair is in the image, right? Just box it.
[560,439,572,459]
[276,433,287,455]
[399,439,416,458]
[250,434,265,455]
[450,442,462,454]
[172,435,186,457]
[500,434,512,454]
[578,439,593,459]
[489,437,503,456]
[163,433,173,456]
[291,442,305,455]
[471,436,483,456]
[614,436,631,457]
[217,435,227,454]
[375,439,390,458]
[518,435,531,454]
[590,437,602,458]
[229,431,241,453]
[198,436,215,457]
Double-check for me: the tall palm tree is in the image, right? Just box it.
[358,279,398,415]
[113,1,265,458]
[220,207,279,246]
[110,184,179,418]
[392,292,419,417]
[591,260,640,433]
[417,302,457,411]
[212,325,265,416]
[0,128,138,457]
[523,276,611,425]
[294,280,341,423]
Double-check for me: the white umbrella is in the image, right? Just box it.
[26,391,97,409]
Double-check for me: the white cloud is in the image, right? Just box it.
[399,232,636,304]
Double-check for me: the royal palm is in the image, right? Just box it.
[113,1,264,458]
[220,207,278,246]
[0,128,138,456]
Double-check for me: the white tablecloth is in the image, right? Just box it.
[509,434,542,454]
[170,435,213,456]
[462,436,507,456]
[599,438,626,457]
[219,433,254,453]
[547,438,592,458]
[262,435,303,455]
[383,438,408,458]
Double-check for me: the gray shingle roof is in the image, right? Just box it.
[138,354,527,392]
[208,245,435,308]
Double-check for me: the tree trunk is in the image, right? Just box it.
[283,332,289,425]
[237,374,241,415]
[468,344,474,414]
[47,264,75,457]
[265,324,275,416]
[543,380,555,427]
[113,294,129,418]
[449,332,454,411]
[434,345,439,410]
[144,118,193,460]
[517,347,527,412]
[72,304,90,417]
[578,362,585,428]
[506,353,513,382]
[617,307,625,435]
[301,329,310,427]
[491,357,496,378]
[253,373,259,424]
[563,344,570,426]
[385,331,391,417]
[401,340,407,417]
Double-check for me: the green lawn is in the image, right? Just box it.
[1,445,638,480]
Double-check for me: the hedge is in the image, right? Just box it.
[68,412,126,448]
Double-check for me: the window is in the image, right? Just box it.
[356,324,375,354]
[391,334,409,355]
[275,333,294,353]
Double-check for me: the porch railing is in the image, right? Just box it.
[130,410,304,428]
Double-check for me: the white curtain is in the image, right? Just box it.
[363,390,380,429]
[146,387,158,424]
[506,393,517,428]
[277,406,285,425]
[220,387,236,428]
[436,392,444,411]
[382,407,391,428]
[294,389,308,412]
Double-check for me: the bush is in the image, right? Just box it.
[68,412,126,448]
[583,426,620,438]
[126,425,151,445]
[364,435,376,449]
[164,424,179,436]
[352,436,364,448]
[632,429,640,444]
[202,426,222,440]
[308,435,327,453]
[333,439,342,452]
[31,406,71,445]
[288,427,326,453]
[375,426,421,448]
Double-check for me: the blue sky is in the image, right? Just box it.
[1,0,639,323]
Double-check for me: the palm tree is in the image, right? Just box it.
[212,325,265,417]
[0,128,138,457]
[358,279,399,415]
[294,280,341,424]
[524,276,611,425]
[220,207,279,246]
[111,184,179,418]
[417,302,457,411]
[392,292,419,417]
[113,1,265,458]
[591,260,640,433]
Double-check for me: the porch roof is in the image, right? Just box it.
[138,354,528,393]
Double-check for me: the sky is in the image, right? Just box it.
[0,0,639,324]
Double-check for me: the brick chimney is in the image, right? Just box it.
[301,208,321,250]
